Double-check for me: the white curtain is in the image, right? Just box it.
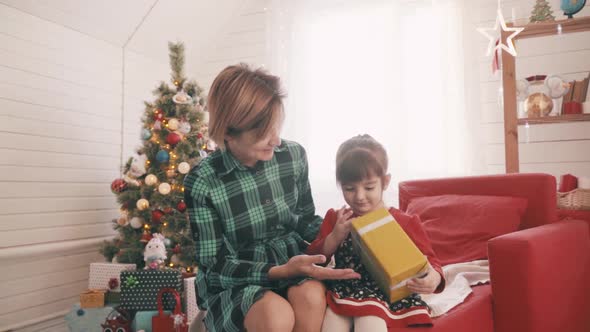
[268,0,475,214]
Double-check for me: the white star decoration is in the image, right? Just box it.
[477,9,524,57]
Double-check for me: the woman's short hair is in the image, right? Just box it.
[336,134,388,184]
[207,63,286,150]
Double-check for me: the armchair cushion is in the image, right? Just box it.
[406,194,528,265]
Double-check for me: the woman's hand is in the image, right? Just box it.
[269,254,360,281]
[406,264,441,294]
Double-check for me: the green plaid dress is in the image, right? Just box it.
[184,140,322,332]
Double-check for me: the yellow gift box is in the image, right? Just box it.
[80,289,106,308]
[351,207,429,303]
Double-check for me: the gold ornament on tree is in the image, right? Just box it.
[178,162,190,174]
[167,118,180,131]
[145,174,158,186]
[136,198,150,210]
[130,217,144,229]
[158,183,171,195]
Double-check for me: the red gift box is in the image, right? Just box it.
[152,288,188,332]
[559,174,578,192]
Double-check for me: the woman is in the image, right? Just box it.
[184,64,359,332]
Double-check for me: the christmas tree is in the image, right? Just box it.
[101,42,211,272]
[530,0,556,22]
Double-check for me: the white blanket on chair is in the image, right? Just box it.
[420,260,490,317]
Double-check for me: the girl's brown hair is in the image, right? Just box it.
[207,63,286,150]
[336,134,388,184]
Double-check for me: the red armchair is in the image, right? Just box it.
[395,173,590,332]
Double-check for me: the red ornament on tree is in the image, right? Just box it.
[140,230,152,243]
[151,209,165,223]
[177,201,187,212]
[111,178,127,193]
[173,244,182,254]
[166,132,181,145]
[197,132,203,139]
[153,109,164,121]
[163,207,174,214]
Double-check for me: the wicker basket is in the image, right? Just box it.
[557,188,590,210]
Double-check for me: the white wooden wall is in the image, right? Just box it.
[0,0,269,330]
[474,0,590,182]
[0,4,168,331]
[195,0,270,90]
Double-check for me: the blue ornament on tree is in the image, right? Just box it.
[561,0,586,18]
[141,129,152,140]
[156,150,170,163]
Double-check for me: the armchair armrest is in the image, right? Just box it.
[488,220,590,332]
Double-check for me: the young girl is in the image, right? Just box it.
[307,134,445,331]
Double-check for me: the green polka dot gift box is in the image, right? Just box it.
[120,269,182,311]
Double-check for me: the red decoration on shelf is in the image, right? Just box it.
[177,201,187,212]
[111,179,128,193]
[166,132,181,146]
[108,277,119,290]
[151,209,165,223]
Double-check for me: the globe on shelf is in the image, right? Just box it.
[561,0,586,19]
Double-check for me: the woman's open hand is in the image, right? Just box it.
[406,264,441,294]
[270,254,360,281]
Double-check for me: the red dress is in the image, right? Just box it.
[307,207,445,328]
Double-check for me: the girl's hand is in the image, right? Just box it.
[331,206,354,243]
[270,254,360,280]
[406,264,441,294]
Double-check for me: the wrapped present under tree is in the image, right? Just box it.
[120,269,182,311]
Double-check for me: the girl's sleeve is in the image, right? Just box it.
[184,174,276,290]
[398,212,446,293]
[305,209,337,256]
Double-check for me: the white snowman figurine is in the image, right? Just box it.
[143,233,167,270]
[123,154,148,186]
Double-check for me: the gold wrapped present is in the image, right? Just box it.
[80,289,106,308]
[351,207,429,303]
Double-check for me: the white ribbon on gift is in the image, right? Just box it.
[356,214,396,235]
